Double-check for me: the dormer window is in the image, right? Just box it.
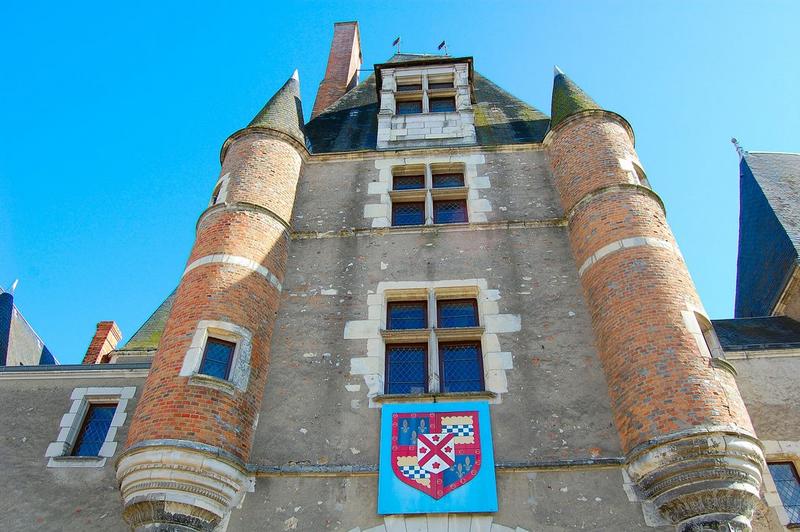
[376,58,477,149]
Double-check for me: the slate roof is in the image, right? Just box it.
[549,68,601,130]
[116,289,176,354]
[712,316,800,351]
[304,54,550,153]
[247,71,306,146]
[735,152,800,317]
[0,289,57,366]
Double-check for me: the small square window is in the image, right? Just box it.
[433,199,468,224]
[393,174,425,190]
[439,342,484,393]
[71,403,116,457]
[397,100,423,115]
[388,301,428,330]
[432,172,464,188]
[428,81,453,90]
[429,97,456,113]
[768,462,800,525]
[397,83,422,92]
[199,337,235,380]
[392,202,425,226]
[385,344,428,394]
[438,299,479,328]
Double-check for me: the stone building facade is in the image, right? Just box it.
[1,20,799,531]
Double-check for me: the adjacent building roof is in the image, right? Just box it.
[735,152,800,317]
[549,67,601,130]
[304,54,550,153]
[0,290,57,366]
[712,316,800,351]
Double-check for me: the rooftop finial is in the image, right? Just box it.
[731,137,747,159]
[291,69,299,82]
[554,65,564,76]
[9,279,18,295]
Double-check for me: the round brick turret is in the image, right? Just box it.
[545,71,764,531]
[116,73,306,531]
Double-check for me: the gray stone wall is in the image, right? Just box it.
[230,469,664,531]
[0,374,144,531]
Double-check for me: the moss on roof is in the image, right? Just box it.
[247,72,306,146]
[120,289,176,351]
[550,69,601,130]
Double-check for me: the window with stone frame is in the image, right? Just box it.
[382,288,484,395]
[179,320,253,394]
[389,163,468,227]
[45,386,136,467]
[768,462,800,526]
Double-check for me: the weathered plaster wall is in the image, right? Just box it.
[291,149,562,233]
[230,469,664,531]
[733,356,800,441]
[0,375,143,531]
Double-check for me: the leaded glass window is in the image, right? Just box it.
[397,100,422,115]
[769,462,800,525]
[429,97,456,113]
[392,202,425,226]
[438,299,479,328]
[387,301,427,330]
[393,174,425,190]
[439,342,484,393]
[71,404,116,457]
[432,172,464,188]
[385,344,428,394]
[199,337,235,380]
[433,199,468,224]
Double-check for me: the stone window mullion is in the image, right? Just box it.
[427,289,440,393]
[424,164,434,224]
[421,73,430,113]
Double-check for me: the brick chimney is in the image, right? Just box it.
[82,321,121,364]
[311,21,362,118]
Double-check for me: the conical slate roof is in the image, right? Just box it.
[247,71,306,145]
[550,67,601,130]
[119,289,177,352]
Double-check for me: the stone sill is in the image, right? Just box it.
[48,456,107,468]
[380,326,484,342]
[188,374,236,396]
[373,391,496,404]
[434,327,484,341]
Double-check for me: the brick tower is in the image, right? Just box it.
[544,68,765,531]
[116,71,307,530]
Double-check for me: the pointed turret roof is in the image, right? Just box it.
[550,67,601,129]
[247,70,306,146]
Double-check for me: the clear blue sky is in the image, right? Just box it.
[1,1,798,364]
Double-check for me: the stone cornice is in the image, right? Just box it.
[543,109,635,148]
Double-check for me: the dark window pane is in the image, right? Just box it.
[438,299,478,328]
[440,343,483,393]
[393,174,425,190]
[433,200,467,224]
[386,344,428,394]
[71,404,116,457]
[432,173,464,188]
[429,97,456,113]
[768,463,800,525]
[428,82,453,90]
[388,301,427,330]
[392,202,425,226]
[397,100,422,115]
[199,338,235,380]
[397,83,422,92]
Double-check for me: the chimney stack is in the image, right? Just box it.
[311,21,362,118]
[82,321,121,364]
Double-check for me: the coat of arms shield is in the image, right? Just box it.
[378,401,497,514]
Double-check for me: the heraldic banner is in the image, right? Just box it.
[378,401,497,514]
